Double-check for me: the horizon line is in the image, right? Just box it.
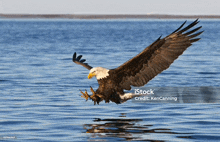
[1,13,220,19]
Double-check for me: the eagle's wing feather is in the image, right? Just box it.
[112,19,203,90]
[72,52,93,70]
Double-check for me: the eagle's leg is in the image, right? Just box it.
[80,89,90,101]
[90,86,96,98]
[80,87,101,105]
[89,86,98,104]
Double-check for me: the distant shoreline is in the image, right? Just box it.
[1,14,220,19]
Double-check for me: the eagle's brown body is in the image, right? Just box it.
[96,70,125,104]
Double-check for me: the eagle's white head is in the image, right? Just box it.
[88,67,109,80]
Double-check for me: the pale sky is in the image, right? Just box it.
[0,0,219,15]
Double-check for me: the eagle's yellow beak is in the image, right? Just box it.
[88,72,96,79]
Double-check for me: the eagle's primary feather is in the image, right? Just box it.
[73,19,203,105]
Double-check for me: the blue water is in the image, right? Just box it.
[0,19,220,141]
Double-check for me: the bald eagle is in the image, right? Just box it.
[73,19,203,105]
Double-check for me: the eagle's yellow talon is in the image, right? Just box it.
[80,89,90,101]
[90,87,96,98]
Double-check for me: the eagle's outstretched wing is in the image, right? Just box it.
[112,19,203,90]
[72,52,93,70]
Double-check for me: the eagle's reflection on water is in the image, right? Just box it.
[83,113,193,141]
